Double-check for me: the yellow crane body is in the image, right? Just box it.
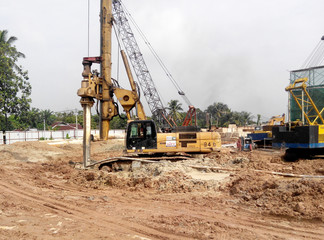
[272,78,324,159]
[125,120,221,154]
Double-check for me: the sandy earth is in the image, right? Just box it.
[1,139,324,239]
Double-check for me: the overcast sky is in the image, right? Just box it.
[1,0,324,121]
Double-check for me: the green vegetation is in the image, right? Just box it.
[167,99,183,125]
[0,101,254,131]
[168,101,254,128]
[0,30,31,132]
[0,105,128,131]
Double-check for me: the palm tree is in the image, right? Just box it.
[206,102,230,127]
[167,99,183,124]
[239,111,253,126]
[0,30,25,69]
[256,114,261,126]
[0,30,29,142]
[41,109,56,128]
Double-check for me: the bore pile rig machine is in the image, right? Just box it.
[78,0,144,166]
[77,0,221,168]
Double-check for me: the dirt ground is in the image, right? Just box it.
[1,139,324,239]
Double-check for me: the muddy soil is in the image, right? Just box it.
[0,140,324,239]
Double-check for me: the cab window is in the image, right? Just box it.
[130,124,139,137]
[146,124,152,136]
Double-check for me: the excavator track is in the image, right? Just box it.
[75,153,194,171]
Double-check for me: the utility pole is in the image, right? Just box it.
[43,115,46,138]
[75,109,78,139]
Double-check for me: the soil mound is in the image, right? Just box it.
[227,171,324,221]
[69,160,227,193]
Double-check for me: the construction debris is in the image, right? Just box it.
[1,140,324,239]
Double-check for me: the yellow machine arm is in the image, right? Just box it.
[77,0,146,166]
[114,50,146,120]
[267,114,285,126]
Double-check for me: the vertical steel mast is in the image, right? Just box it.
[78,0,118,167]
[100,0,117,140]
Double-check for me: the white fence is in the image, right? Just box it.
[0,129,125,145]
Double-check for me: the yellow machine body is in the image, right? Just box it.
[127,131,221,154]
[125,120,221,154]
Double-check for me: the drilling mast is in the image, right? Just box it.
[100,0,116,141]
[77,0,117,166]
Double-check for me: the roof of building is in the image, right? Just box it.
[51,122,82,130]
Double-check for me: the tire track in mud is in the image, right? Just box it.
[199,208,324,239]
[2,162,324,239]
[0,181,187,240]
[40,176,324,239]
[118,197,324,240]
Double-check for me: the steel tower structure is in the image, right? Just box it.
[112,0,170,127]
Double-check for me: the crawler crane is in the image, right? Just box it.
[272,78,324,160]
[77,0,221,167]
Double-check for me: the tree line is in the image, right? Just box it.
[0,108,127,131]
[167,100,254,129]
[0,102,254,131]
[0,30,254,132]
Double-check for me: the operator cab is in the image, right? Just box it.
[126,120,157,150]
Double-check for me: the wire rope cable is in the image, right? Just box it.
[120,0,192,106]
[113,24,122,82]
[301,40,321,68]
[301,37,324,69]
[87,0,90,57]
